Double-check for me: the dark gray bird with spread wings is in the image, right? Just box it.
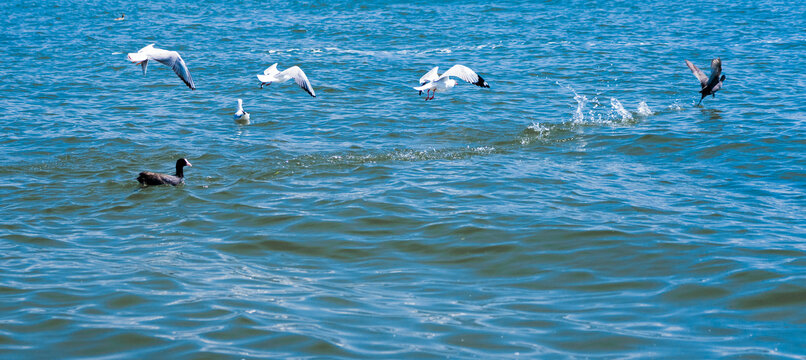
[686,57,725,105]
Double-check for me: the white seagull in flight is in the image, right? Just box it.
[414,65,489,101]
[127,44,196,90]
[233,98,250,124]
[257,63,316,97]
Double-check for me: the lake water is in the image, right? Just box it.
[1,0,805,358]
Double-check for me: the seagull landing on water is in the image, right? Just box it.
[233,99,250,124]
[414,65,490,101]
[126,44,196,90]
[257,63,316,97]
[686,57,726,106]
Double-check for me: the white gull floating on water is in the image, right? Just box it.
[257,63,316,97]
[233,98,250,124]
[127,44,196,90]
[414,65,489,101]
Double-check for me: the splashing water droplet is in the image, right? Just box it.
[637,101,653,116]
[610,97,633,121]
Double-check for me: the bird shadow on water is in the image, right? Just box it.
[699,107,723,121]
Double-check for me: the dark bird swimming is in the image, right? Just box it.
[137,158,192,186]
[686,57,726,106]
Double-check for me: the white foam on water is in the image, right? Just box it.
[522,122,550,144]
[265,42,510,60]
[637,101,653,117]
[527,122,549,134]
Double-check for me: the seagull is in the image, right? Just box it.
[414,65,490,101]
[127,44,196,90]
[233,98,250,124]
[685,57,726,105]
[114,14,125,21]
[257,63,316,97]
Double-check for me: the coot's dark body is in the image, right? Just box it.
[137,158,192,186]
[685,57,726,105]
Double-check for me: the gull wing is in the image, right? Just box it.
[419,66,439,85]
[263,63,279,75]
[139,44,155,52]
[153,51,196,90]
[440,64,490,88]
[685,60,708,88]
[279,66,316,97]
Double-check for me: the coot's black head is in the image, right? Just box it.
[176,158,192,168]
[720,74,726,82]
[175,158,192,177]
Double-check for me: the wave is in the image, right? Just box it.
[265,41,516,59]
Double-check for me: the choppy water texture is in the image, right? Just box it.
[1,0,805,358]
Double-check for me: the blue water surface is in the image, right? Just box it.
[1,0,805,358]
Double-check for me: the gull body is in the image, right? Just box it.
[233,98,250,124]
[685,57,726,105]
[127,44,196,90]
[257,63,316,97]
[413,65,489,101]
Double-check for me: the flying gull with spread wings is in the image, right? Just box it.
[127,44,196,90]
[414,65,490,101]
[257,63,316,97]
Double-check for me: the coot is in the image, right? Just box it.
[685,57,726,106]
[137,158,192,186]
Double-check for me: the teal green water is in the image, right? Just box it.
[1,0,805,358]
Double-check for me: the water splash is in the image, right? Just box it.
[610,97,633,121]
[559,82,654,125]
[572,93,588,124]
[637,101,653,117]
[520,122,551,145]
[527,122,549,135]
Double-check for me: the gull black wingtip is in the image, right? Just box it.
[475,75,490,88]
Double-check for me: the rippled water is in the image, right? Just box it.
[2,0,805,358]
